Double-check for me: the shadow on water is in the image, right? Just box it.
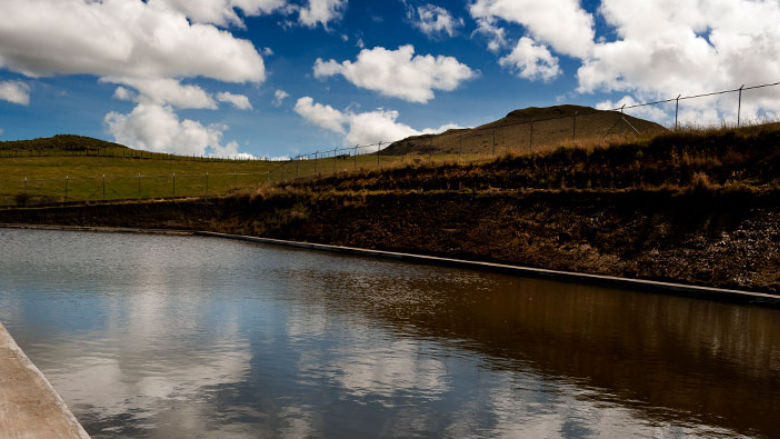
[283,257,780,438]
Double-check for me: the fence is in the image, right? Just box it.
[2,80,779,208]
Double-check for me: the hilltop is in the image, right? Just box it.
[383,105,667,156]
[0,134,130,153]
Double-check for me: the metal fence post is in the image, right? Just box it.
[737,84,744,127]
[354,146,358,169]
[675,94,681,130]
[314,151,319,175]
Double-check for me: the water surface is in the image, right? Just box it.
[0,228,778,438]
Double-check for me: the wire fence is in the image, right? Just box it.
[1,80,779,208]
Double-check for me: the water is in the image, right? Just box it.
[0,228,778,439]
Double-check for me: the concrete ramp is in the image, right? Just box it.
[0,323,90,439]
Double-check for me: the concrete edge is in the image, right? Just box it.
[2,223,778,307]
[194,231,780,308]
[0,323,91,439]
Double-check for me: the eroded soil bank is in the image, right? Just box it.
[1,188,778,294]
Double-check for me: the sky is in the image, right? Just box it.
[1,0,780,158]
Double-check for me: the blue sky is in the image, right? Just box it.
[1,0,779,158]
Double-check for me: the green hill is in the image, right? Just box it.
[383,105,668,156]
[0,134,130,153]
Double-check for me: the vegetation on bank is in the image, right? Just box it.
[286,123,780,194]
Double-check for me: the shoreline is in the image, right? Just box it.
[3,223,779,308]
[0,322,91,439]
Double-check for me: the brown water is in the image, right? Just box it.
[0,228,778,438]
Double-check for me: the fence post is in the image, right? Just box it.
[24,176,28,194]
[354,145,358,169]
[333,149,337,174]
[737,84,744,127]
[137,173,141,196]
[377,142,381,167]
[205,172,209,195]
[296,157,300,177]
[314,151,318,175]
[102,175,106,201]
[172,173,176,197]
[675,94,681,130]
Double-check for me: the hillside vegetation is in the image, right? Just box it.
[384,105,667,156]
[290,124,780,193]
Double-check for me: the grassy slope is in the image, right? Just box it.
[384,105,668,156]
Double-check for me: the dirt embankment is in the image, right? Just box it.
[1,189,778,294]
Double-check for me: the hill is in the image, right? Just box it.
[0,134,130,153]
[383,105,668,156]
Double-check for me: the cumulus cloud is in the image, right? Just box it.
[0,80,30,105]
[471,17,507,53]
[410,4,464,38]
[294,96,458,145]
[499,37,560,82]
[595,95,671,124]
[158,0,287,27]
[294,0,347,29]
[272,89,290,106]
[313,45,476,103]
[577,0,780,122]
[105,103,248,157]
[217,91,253,110]
[103,77,217,109]
[0,0,266,83]
[469,0,595,58]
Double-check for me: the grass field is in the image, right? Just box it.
[1,130,605,206]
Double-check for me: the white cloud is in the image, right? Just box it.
[295,0,347,29]
[103,77,217,109]
[595,95,671,124]
[499,37,560,82]
[469,0,595,57]
[262,46,274,56]
[0,0,266,83]
[412,4,464,38]
[217,91,253,110]
[113,86,135,101]
[0,80,30,105]
[293,97,347,133]
[576,0,780,123]
[105,103,247,157]
[294,96,458,145]
[356,38,365,49]
[472,17,507,53]
[158,0,287,27]
[313,45,476,103]
[272,89,289,106]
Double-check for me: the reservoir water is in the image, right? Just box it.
[0,228,778,438]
